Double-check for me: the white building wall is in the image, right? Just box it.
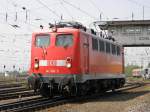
[108,25,150,46]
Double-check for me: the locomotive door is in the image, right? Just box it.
[83,37,89,74]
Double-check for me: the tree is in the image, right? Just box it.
[125,65,140,77]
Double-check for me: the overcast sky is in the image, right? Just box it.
[0,0,150,72]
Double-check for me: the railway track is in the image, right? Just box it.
[0,80,25,84]
[0,80,33,100]
[0,87,29,94]
[0,83,22,89]
[0,90,37,100]
[0,96,66,112]
[118,82,144,92]
[0,82,26,89]
[0,82,145,112]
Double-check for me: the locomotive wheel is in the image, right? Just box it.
[62,84,77,97]
[40,83,53,98]
[34,78,41,93]
[70,85,78,96]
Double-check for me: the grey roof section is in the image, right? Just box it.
[95,20,150,30]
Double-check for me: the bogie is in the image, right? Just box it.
[28,76,125,97]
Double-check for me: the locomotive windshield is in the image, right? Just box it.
[56,34,73,47]
[35,35,50,47]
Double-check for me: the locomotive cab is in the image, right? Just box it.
[29,27,82,97]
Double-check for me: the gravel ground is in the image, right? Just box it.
[125,102,150,112]
[46,82,150,112]
[0,79,149,112]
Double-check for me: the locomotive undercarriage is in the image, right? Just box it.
[28,74,125,97]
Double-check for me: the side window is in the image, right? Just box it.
[99,40,105,52]
[111,44,116,55]
[92,38,98,51]
[106,42,110,53]
[35,35,50,47]
[117,46,120,55]
[56,34,73,47]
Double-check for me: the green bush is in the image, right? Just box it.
[125,65,141,77]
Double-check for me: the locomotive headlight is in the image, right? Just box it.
[34,63,39,69]
[34,58,39,69]
[66,63,71,68]
[66,57,72,68]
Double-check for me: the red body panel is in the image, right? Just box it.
[79,32,123,75]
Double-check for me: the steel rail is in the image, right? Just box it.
[8,97,66,112]
[0,82,145,112]
[0,84,22,89]
[0,96,46,111]
[0,90,37,100]
[0,82,26,89]
[0,87,29,94]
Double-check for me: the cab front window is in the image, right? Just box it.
[56,34,73,47]
[35,35,50,47]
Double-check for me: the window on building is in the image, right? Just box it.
[147,27,150,34]
[123,27,141,34]
[56,34,73,47]
[99,40,105,52]
[35,35,50,47]
[92,38,98,50]
[135,28,141,34]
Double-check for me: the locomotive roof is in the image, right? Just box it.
[33,27,79,33]
[33,27,121,46]
[81,30,122,46]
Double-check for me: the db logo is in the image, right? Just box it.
[48,60,56,66]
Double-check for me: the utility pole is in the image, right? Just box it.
[132,12,134,20]
[61,14,63,20]
[6,13,8,22]
[22,7,29,23]
[141,57,144,69]
[15,12,17,21]
[100,13,102,21]
[143,6,145,20]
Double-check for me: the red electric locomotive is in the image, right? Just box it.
[28,22,125,97]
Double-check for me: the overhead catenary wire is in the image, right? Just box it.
[36,0,60,19]
[0,9,38,30]
[0,1,38,72]
[126,0,150,20]
[62,0,97,20]
[87,0,108,21]
[58,0,74,20]
[2,0,50,27]
[3,0,60,17]
[0,2,41,31]
[88,0,101,13]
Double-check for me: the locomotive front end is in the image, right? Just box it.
[28,28,80,97]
